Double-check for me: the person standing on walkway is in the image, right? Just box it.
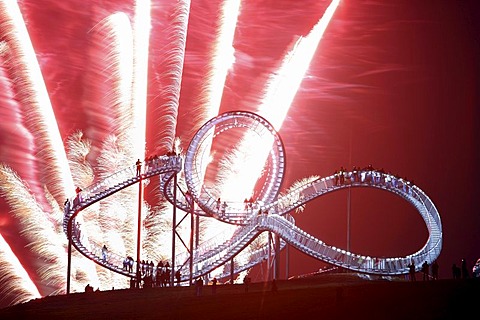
[408,261,416,281]
[101,245,108,262]
[211,277,217,294]
[136,159,142,176]
[421,261,429,281]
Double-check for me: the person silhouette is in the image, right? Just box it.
[243,275,251,292]
[211,277,217,294]
[271,279,278,293]
[136,159,142,176]
[175,270,181,286]
[408,261,416,281]
[421,261,429,281]
[101,245,108,262]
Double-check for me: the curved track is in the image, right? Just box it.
[64,111,442,283]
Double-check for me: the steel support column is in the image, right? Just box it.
[189,193,194,285]
[171,173,177,286]
[66,232,72,294]
[136,176,143,288]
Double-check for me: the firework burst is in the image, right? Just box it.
[0,0,342,307]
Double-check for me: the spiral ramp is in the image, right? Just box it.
[64,111,442,284]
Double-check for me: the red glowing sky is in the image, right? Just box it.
[0,0,479,304]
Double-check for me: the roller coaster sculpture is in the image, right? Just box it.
[64,111,442,291]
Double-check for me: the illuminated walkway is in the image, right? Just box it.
[64,111,442,283]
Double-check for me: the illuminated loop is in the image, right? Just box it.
[256,169,442,275]
[183,111,286,224]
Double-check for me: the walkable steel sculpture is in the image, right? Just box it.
[64,111,442,292]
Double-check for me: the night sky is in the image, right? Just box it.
[0,0,479,306]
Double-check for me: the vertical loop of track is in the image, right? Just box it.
[183,111,286,224]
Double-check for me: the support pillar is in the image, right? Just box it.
[189,192,194,285]
[171,173,177,287]
[136,176,143,288]
[66,232,72,294]
[285,242,289,280]
[274,233,280,280]
[230,258,234,284]
[267,232,272,281]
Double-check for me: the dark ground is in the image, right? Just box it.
[0,273,478,320]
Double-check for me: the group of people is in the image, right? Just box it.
[135,150,179,177]
[215,198,228,213]
[243,197,257,211]
[407,260,439,281]
[124,259,182,289]
[333,165,414,193]
[407,258,478,281]
[452,258,471,279]
[122,256,135,272]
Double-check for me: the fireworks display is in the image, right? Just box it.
[0,0,479,309]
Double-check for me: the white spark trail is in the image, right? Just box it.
[84,12,134,161]
[0,0,75,204]
[220,0,341,199]
[0,164,97,295]
[131,0,151,160]
[129,0,152,274]
[0,42,42,201]
[0,42,42,293]
[0,234,41,307]
[142,1,192,265]
[0,0,99,294]
[64,133,104,290]
[151,0,191,153]
[195,0,242,190]
[84,12,138,289]
[201,0,241,119]
[258,0,341,128]
[194,0,244,280]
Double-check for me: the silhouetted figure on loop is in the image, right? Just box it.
[126,256,134,273]
[164,262,171,286]
[175,270,181,286]
[101,245,108,262]
[421,261,429,281]
[408,261,416,281]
